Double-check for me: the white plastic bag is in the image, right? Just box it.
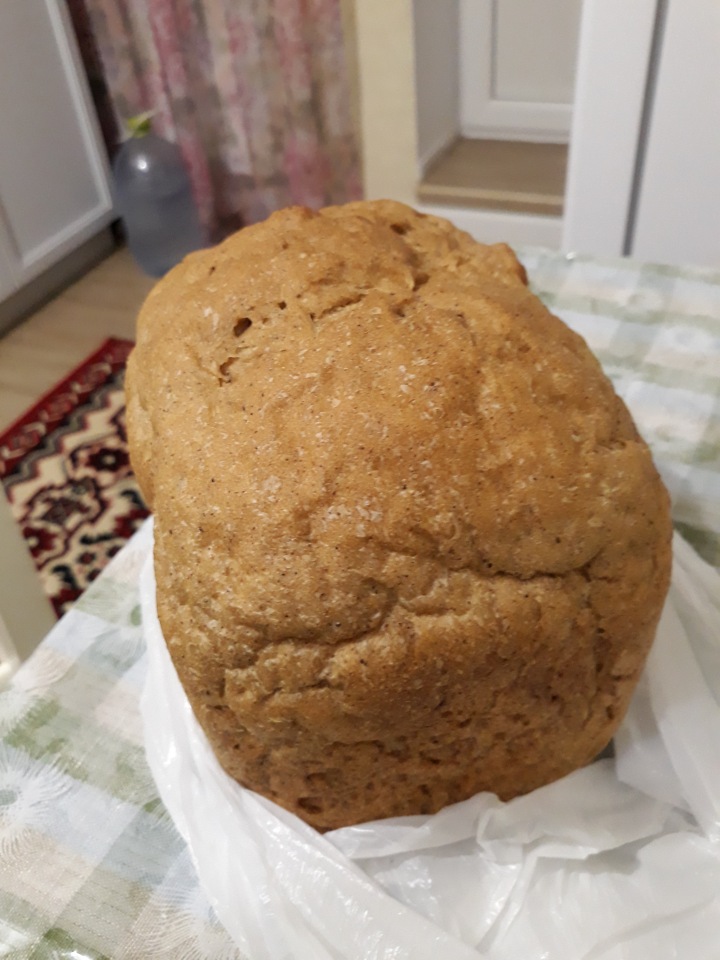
[140,524,720,959]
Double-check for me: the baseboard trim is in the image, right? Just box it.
[417,182,563,217]
[0,228,117,339]
[417,132,457,179]
[416,202,563,248]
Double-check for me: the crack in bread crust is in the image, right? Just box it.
[126,199,672,830]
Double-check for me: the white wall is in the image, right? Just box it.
[413,0,460,172]
[354,0,418,204]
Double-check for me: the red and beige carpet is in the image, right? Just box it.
[0,338,149,617]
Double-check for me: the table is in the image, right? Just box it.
[1,250,719,958]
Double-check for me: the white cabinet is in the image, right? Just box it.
[0,230,17,303]
[562,0,658,257]
[631,0,720,268]
[0,495,55,678]
[563,0,720,269]
[0,0,113,304]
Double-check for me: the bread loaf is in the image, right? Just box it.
[126,200,672,830]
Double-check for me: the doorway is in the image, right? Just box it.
[414,0,582,218]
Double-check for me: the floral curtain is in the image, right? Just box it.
[80,0,362,237]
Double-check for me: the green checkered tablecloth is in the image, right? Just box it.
[1,251,719,958]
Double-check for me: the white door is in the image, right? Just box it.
[0,0,113,293]
[459,0,583,143]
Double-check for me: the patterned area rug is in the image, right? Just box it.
[0,338,149,617]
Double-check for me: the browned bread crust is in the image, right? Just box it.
[126,200,672,830]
